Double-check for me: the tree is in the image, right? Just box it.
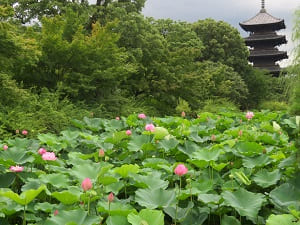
[192,19,249,75]
[289,8,300,115]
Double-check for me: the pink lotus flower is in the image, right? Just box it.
[42,152,57,161]
[181,111,186,117]
[3,145,8,150]
[245,111,254,120]
[211,134,216,141]
[108,192,114,202]
[53,210,59,216]
[174,164,188,176]
[99,149,105,157]
[115,116,120,120]
[81,178,92,191]
[38,148,47,155]
[22,130,28,135]
[126,130,132,136]
[10,165,24,172]
[138,113,146,119]
[145,124,155,132]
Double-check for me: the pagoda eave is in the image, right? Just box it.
[253,65,283,76]
[244,34,286,42]
[249,50,288,58]
[239,21,285,32]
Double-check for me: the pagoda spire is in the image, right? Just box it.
[260,0,266,12]
[262,0,265,9]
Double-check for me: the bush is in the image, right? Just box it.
[258,101,288,111]
[200,98,239,113]
[0,74,88,139]
[289,74,300,115]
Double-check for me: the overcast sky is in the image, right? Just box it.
[142,0,300,66]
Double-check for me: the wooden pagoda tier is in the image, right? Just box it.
[239,3,288,76]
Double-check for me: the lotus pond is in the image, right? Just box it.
[0,111,299,225]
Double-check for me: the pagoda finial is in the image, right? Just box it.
[260,0,266,12]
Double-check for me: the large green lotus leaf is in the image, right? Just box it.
[38,133,61,148]
[221,215,241,225]
[104,182,124,194]
[7,138,30,149]
[39,173,70,188]
[178,141,199,157]
[97,201,136,216]
[135,188,176,209]
[106,119,125,131]
[192,148,221,162]
[114,164,139,178]
[0,185,45,205]
[129,173,169,190]
[142,158,171,170]
[0,148,34,164]
[83,117,104,131]
[235,142,264,156]
[105,131,128,144]
[127,135,150,152]
[222,188,265,220]
[158,139,179,151]
[189,132,210,143]
[0,173,15,188]
[187,159,209,169]
[106,215,130,225]
[179,180,214,200]
[253,169,281,188]
[98,176,118,186]
[127,209,164,225]
[164,202,194,220]
[153,127,169,140]
[242,155,271,168]
[266,214,300,225]
[60,130,80,148]
[52,188,80,205]
[44,208,99,225]
[198,194,221,204]
[269,183,300,208]
[257,133,277,145]
[0,197,23,216]
[180,207,209,225]
[69,161,101,181]
[34,202,56,213]
[211,162,228,171]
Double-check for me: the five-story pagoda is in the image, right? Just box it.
[239,0,288,76]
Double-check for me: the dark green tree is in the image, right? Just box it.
[192,19,249,75]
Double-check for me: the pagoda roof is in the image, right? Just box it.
[249,49,287,58]
[240,9,285,31]
[245,34,286,42]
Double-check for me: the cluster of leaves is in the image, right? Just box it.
[0,111,299,225]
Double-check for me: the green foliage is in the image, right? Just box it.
[201,99,239,113]
[192,19,249,75]
[289,75,300,115]
[0,112,299,225]
[0,74,88,138]
[259,101,289,111]
[175,98,191,114]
